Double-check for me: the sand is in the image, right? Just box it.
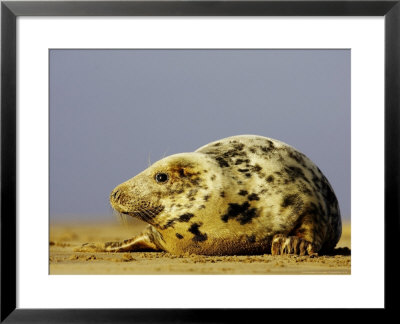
[49,219,351,275]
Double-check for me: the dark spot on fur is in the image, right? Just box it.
[179,213,194,222]
[267,140,275,148]
[213,142,222,147]
[186,189,198,199]
[321,178,337,205]
[259,145,272,154]
[198,205,206,209]
[235,159,250,165]
[266,175,274,183]
[233,143,245,151]
[221,202,259,225]
[215,156,229,168]
[288,150,306,166]
[318,175,338,217]
[281,194,304,217]
[204,142,251,169]
[176,233,183,239]
[248,193,259,201]
[162,219,176,229]
[188,223,208,242]
[203,195,210,201]
[308,167,322,190]
[284,166,308,183]
[298,181,312,196]
[250,164,262,172]
[220,191,225,198]
[162,213,194,229]
[189,177,201,186]
[210,174,216,181]
[245,173,252,178]
[238,168,249,173]
[238,190,248,196]
[222,149,246,159]
[247,235,256,243]
[282,194,299,207]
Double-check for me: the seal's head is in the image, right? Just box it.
[110,152,228,252]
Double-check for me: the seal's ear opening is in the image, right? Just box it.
[177,166,199,178]
[178,167,195,177]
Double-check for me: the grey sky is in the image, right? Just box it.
[50,49,350,221]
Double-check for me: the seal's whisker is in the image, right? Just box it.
[161,147,170,159]
[143,209,156,219]
[121,213,128,225]
[141,210,151,219]
[120,213,130,226]
[136,209,152,223]
[113,210,124,224]
[143,210,157,223]
[112,209,135,227]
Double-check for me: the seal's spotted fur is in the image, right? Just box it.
[79,135,342,256]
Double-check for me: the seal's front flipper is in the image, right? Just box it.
[75,226,164,253]
[271,234,318,256]
[105,232,164,252]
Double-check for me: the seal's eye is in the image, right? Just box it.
[155,172,169,183]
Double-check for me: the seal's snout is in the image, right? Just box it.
[109,184,141,214]
[110,187,126,212]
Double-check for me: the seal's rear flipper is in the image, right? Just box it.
[74,226,164,253]
[271,234,318,257]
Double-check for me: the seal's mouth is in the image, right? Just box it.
[113,210,152,226]
[112,206,164,226]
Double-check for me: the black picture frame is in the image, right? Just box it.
[1,0,398,322]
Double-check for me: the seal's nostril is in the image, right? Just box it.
[112,190,120,200]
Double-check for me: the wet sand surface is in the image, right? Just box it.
[50,220,351,275]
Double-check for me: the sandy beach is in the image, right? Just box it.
[50,219,351,275]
